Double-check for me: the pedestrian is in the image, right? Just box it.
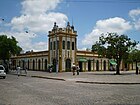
[49,66,52,73]
[17,65,21,76]
[76,65,80,75]
[25,65,27,75]
[72,63,76,75]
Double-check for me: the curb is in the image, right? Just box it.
[9,73,65,81]
[9,73,140,85]
[76,81,140,85]
[31,75,65,81]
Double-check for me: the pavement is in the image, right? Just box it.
[9,70,140,85]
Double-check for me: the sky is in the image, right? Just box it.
[0,0,140,52]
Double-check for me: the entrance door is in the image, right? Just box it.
[79,61,83,72]
[53,59,56,72]
[28,60,30,70]
[38,59,41,70]
[45,59,47,71]
[88,60,91,71]
[65,59,71,72]
[33,60,35,70]
[103,60,106,71]
[96,60,99,71]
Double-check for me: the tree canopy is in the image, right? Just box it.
[92,33,138,74]
[0,35,22,61]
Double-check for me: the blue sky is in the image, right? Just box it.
[0,0,140,51]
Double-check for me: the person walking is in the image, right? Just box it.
[49,66,52,73]
[76,65,80,75]
[17,65,21,76]
[25,65,27,76]
[72,63,76,75]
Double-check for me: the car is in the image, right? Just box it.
[0,65,6,79]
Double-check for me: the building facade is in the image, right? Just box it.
[10,22,135,72]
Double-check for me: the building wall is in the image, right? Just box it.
[10,22,135,72]
[48,22,77,72]
[13,56,48,71]
[11,51,49,71]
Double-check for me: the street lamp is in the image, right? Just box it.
[54,22,58,73]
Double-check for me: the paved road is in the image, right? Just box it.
[10,70,140,84]
[0,73,140,105]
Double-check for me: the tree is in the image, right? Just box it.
[92,33,138,75]
[128,49,140,74]
[92,42,106,57]
[0,35,22,72]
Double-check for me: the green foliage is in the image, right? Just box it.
[0,35,22,60]
[128,49,140,63]
[92,42,106,57]
[92,33,138,74]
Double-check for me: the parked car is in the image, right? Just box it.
[0,65,6,79]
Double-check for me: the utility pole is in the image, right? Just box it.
[54,22,58,73]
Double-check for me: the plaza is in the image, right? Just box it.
[1,70,140,105]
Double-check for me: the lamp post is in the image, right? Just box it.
[54,22,58,73]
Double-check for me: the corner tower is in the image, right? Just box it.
[48,22,77,72]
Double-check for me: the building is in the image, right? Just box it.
[10,22,135,72]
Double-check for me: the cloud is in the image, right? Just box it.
[11,13,68,33]
[81,17,132,47]
[21,0,61,15]
[137,44,140,50]
[0,31,37,50]
[129,8,140,20]
[32,42,48,52]
[129,8,140,30]
[9,0,68,52]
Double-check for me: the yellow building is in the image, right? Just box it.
[10,22,135,72]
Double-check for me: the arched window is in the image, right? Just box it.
[72,42,74,50]
[63,40,65,49]
[67,41,70,50]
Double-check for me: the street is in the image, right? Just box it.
[0,74,140,105]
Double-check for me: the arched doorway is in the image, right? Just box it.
[124,63,128,71]
[22,60,25,69]
[12,60,16,70]
[38,59,41,70]
[19,61,21,67]
[88,60,91,71]
[79,61,83,72]
[28,60,30,70]
[96,60,99,71]
[65,59,71,72]
[45,59,47,71]
[53,59,56,72]
[103,60,106,71]
[33,60,35,70]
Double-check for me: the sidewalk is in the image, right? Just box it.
[9,70,140,84]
